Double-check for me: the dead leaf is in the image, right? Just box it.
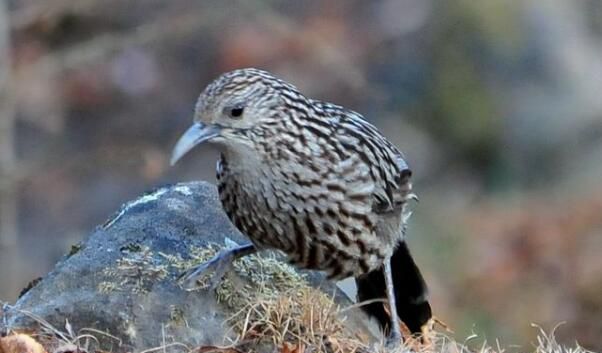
[0,334,47,353]
[280,342,305,353]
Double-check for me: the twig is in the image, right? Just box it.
[9,0,110,31]
[137,342,189,353]
[78,327,122,347]
[25,6,226,78]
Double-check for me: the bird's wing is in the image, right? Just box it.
[310,100,413,214]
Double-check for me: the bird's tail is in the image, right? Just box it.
[355,241,432,335]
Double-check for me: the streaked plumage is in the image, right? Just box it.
[171,68,431,343]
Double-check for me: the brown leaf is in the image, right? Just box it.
[280,342,305,353]
[0,334,47,353]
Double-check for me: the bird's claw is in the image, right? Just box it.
[420,323,432,346]
[178,250,236,290]
[385,331,403,350]
[417,316,451,346]
[427,316,452,335]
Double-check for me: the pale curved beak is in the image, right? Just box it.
[170,122,221,166]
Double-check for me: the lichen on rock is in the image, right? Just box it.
[0,182,367,352]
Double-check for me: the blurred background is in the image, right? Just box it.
[0,0,601,350]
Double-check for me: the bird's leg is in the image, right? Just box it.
[383,258,403,349]
[179,243,256,290]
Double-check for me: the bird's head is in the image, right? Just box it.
[170,68,302,165]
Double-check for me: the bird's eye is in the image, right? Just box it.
[226,105,244,119]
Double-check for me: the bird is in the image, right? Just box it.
[170,68,432,346]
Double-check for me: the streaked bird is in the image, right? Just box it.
[171,68,432,346]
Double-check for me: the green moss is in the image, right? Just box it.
[168,305,187,327]
[98,242,308,316]
[100,245,169,294]
[98,281,120,294]
[166,243,308,311]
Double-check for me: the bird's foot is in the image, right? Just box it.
[385,319,445,351]
[384,330,403,351]
[178,243,256,290]
[420,322,433,346]
[178,250,238,290]
[421,316,452,344]
[397,316,450,349]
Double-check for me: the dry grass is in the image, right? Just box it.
[148,243,601,353]
[0,304,123,352]
[1,242,597,353]
[204,283,597,353]
[171,243,308,312]
[227,286,370,353]
[1,296,597,353]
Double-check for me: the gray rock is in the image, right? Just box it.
[1,182,375,352]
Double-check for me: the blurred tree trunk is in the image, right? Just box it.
[0,0,18,248]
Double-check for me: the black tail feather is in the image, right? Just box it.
[355,241,432,334]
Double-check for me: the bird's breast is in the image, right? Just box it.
[215,153,393,279]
